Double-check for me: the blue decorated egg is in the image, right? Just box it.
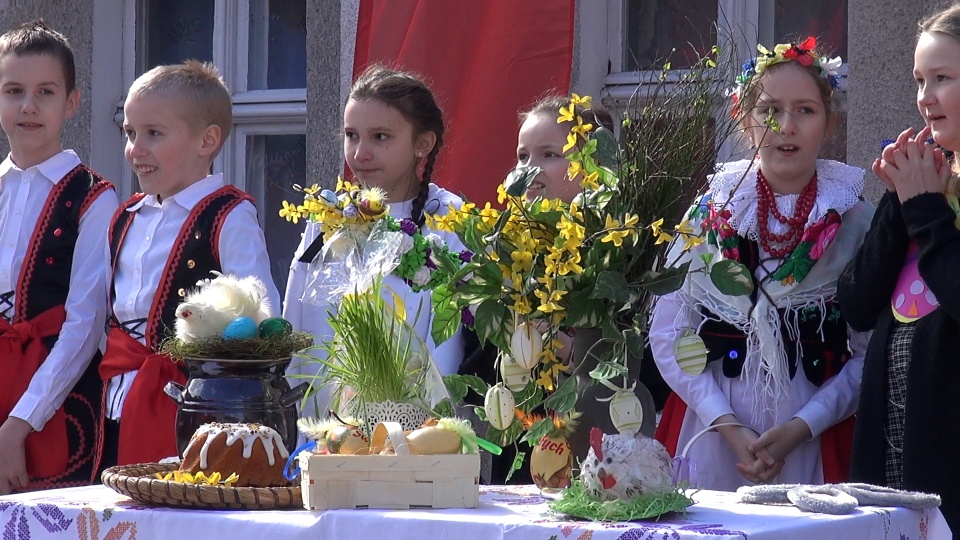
[318,189,338,206]
[258,317,293,338]
[222,316,258,340]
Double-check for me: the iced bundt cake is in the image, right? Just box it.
[179,422,290,487]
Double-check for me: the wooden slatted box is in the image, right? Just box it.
[299,452,480,510]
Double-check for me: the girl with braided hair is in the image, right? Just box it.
[283,65,467,418]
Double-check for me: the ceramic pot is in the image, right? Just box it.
[566,328,656,463]
[164,356,307,456]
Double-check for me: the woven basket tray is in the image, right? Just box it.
[101,462,302,510]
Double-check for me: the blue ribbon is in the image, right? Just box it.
[283,440,317,481]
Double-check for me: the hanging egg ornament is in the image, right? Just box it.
[609,389,644,435]
[484,383,516,431]
[318,189,338,206]
[342,204,359,218]
[674,330,708,377]
[222,316,258,340]
[499,354,531,392]
[510,321,543,369]
[258,316,293,338]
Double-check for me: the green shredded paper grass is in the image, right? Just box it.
[548,479,694,522]
[159,332,314,361]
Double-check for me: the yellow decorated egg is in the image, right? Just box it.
[484,383,516,431]
[510,322,543,369]
[499,355,531,392]
[674,330,708,376]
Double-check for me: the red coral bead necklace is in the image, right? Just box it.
[755,169,817,258]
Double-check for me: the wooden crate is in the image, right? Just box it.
[299,452,480,510]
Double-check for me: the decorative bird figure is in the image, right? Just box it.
[579,427,674,501]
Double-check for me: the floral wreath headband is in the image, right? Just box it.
[732,36,842,114]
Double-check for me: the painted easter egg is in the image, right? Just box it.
[318,189,338,206]
[499,354,532,392]
[608,390,644,435]
[674,330,708,376]
[484,383,516,431]
[510,321,543,369]
[222,316,258,340]
[258,316,293,338]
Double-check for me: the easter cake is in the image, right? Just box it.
[179,422,290,487]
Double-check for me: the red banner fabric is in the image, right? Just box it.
[353,0,575,205]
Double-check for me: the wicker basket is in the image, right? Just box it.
[101,462,302,510]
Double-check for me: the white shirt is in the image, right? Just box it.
[0,150,118,431]
[106,174,280,419]
[283,183,467,419]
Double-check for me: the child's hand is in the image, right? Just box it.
[874,127,919,192]
[0,418,32,495]
[880,131,951,203]
[713,415,768,483]
[746,417,812,477]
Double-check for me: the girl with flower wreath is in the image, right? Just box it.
[839,5,960,530]
[649,37,874,490]
[283,65,468,419]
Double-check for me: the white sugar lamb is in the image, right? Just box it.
[174,271,272,342]
[579,427,675,501]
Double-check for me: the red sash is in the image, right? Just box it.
[99,326,186,465]
[0,306,68,478]
[654,391,854,483]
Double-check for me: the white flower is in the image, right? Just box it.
[398,234,415,254]
[819,56,842,77]
[412,266,432,286]
[424,233,444,250]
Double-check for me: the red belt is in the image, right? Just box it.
[0,306,69,478]
[100,325,185,465]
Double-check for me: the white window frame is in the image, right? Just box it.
[115,0,307,203]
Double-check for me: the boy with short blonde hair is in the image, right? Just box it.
[98,60,279,466]
[0,19,118,493]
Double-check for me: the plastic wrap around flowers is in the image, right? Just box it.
[280,180,473,306]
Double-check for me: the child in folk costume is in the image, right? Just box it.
[98,61,278,467]
[840,5,960,530]
[650,38,873,490]
[0,20,118,493]
[284,65,466,418]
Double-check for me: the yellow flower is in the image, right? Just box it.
[279,200,302,223]
[683,235,705,250]
[650,217,674,245]
[558,103,575,123]
[580,171,600,190]
[510,250,534,273]
[536,369,555,391]
[497,184,508,204]
[534,288,567,314]
[600,215,630,247]
[571,115,593,140]
[301,183,320,195]
[675,219,695,235]
[570,93,592,108]
[563,132,578,153]
[510,293,533,315]
[557,251,583,275]
[567,160,583,179]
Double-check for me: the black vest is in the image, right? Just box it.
[108,186,252,349]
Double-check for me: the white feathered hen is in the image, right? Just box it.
[579,427,675,501]
[174,271,271,342]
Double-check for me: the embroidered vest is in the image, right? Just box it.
[16,164,114,324]
[108,186,252,349]
[697,236,851,387]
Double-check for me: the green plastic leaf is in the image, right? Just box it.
[562,287,604,328]
[709,259,754,296]
[520,417,554,445]
[474,299,512,351]
[543,375,578,413]
[589,359,629,382]
[432,399,455,418]
[593,127,619,166]
[504,165,542,197]
[443,374,468,403]
[461,374,490,397]
[637,261,691,295]
[625,327,646,359]
[431,284,460,345]
[485,419,524,447]
[506,450,526,482]
[591,271,636,304]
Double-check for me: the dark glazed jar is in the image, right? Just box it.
[164,356,307,456]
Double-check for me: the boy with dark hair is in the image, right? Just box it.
[0,19,118,492]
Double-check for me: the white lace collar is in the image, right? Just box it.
[707,159,864,239]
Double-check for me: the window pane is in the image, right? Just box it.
[248,0,307,90]
[773,1,847,59]
[625,0,717,71]
[142,0,214,69]
[246,134,307,296]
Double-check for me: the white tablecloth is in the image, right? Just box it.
[0,484,950,540]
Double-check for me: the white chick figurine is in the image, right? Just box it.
[174,271,272,343]
[579,427,675,501]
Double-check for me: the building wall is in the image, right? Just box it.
[847,0,942,203]
[0,0,97,165]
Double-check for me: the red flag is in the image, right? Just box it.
[354,0,575,205]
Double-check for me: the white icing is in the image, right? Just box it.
[191,422,290,469]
